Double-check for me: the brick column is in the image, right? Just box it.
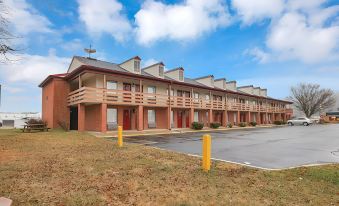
[222,110,227,127]
[101,103,107,133]
[258,112,261,124]
[78,103,85,132]
[189,107,194,125]
[237,111,240,125]
[247,111,251,123]
[167,107,171,130]
[208,109,213,126]
[137,105,143,131]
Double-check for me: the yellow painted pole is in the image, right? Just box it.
[202,134,211,172]
[118,126,123,147]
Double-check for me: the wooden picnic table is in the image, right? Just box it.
[22,123,50,132]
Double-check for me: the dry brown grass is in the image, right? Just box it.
[0,129,338,206]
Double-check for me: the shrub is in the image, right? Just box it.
[273,120,282,125]
[191,122,204,130]
[210,122,221,129]
[227,123,233,128]
[249,121,257,127]
[238,122,247,127]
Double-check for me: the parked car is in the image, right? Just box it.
[287,117,312,126]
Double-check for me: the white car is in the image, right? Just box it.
[287,117,312,126]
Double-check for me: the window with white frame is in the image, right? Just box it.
[148,86,156,94]
[205,94,210,100]
[106,81,117,90]
[194,111,199,122]
[148,110,156,127]
[107,108,117,130]
[193,92,199,99]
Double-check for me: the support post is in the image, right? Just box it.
[208,109,213,126]
[118,126,123,147]
[78,103,85,132]
[237,111,240,125]
[202,134,211,172]
[222,110,227,127]
[137,105,143,131]
[101,103,107,133]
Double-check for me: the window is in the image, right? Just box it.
[194,92,199,99]
[167,89,174,96]
[205,95,210,100]
[179,70,184,81]
[148,86,156,94]
[107,108,117,130]
[134,60,140,72]
[159,65,164,77]
[148,110,156,126]
[107,81,117,90]
[194,112,199,122]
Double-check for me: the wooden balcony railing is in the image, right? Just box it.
[67,87,287,112]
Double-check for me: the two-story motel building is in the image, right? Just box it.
[39,56,293,132]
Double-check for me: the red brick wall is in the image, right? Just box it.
[85,104,102,131]
[42,80,54,128]
[41,78,70,129]
[53,79,70,128]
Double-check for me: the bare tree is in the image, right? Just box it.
[0,0,20,63]
[289,83,336,117]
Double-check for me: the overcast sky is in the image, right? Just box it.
[0,0,338,112]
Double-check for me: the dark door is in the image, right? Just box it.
[70,107,78,130]
[177,111,183,128]
[123,110,131,130]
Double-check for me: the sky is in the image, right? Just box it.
[0,0,338,112]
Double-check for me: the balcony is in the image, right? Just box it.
[67,87,286,112]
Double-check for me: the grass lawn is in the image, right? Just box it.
[0,129,338,206]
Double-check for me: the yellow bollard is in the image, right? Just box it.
[118,126,123,147]
[202,134,211,172]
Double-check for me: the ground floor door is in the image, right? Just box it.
[70,107,78,130]
[123,109,131,130]
[177,111,183,128]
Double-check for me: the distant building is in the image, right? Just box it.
[323,111,339,123]
[0,112,41,128]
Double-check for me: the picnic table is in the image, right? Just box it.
[22,123,50,132]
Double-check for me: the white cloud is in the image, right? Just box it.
[231,0,284,24]
[77,0,132,42]
[2,85,24,93]
[142,58,159,68]
[3,0,52,34]
[244,47,270,63]
[135,0,230,45]
[61,39,84,52]
[267,12,339,63]
[0,50,69,84]
[240,0,339,64]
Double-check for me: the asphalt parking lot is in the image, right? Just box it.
[125,124,339,169]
